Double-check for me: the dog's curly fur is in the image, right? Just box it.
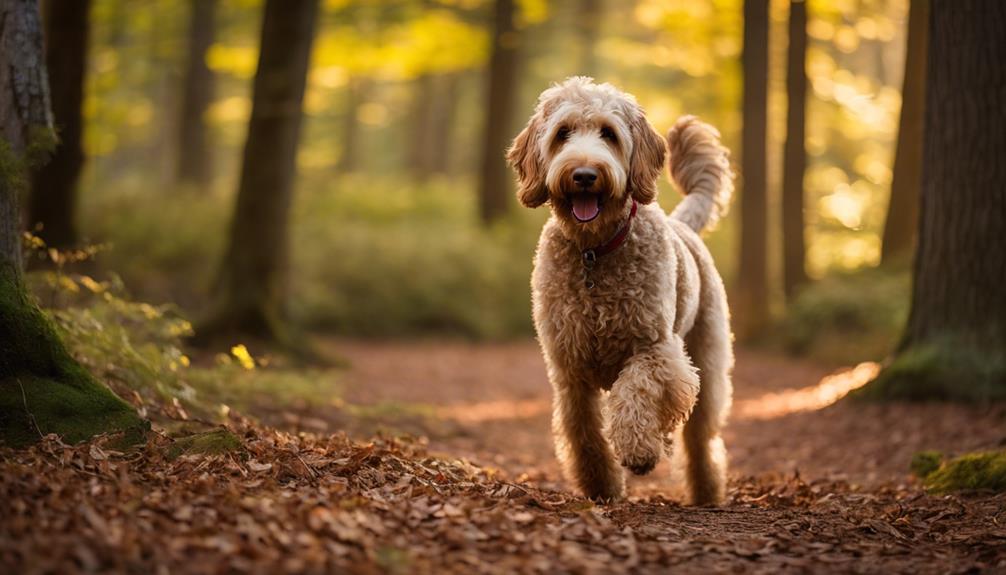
[507,77,735,505]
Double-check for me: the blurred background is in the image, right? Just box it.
[29,0,920,365]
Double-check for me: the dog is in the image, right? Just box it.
[507,77,734,505]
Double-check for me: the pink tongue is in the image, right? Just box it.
[571,194,600,222]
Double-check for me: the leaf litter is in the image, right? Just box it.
[4,341,1006,573]
[2,418,1004,574]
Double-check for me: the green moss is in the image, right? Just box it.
[166,428,242,459]
[24,124,58,169]
[0,140,27,194]
[0,266,145,447]
[920,451,1006,494]
[0,125,56,192]
[910,450,943,479]
[856,339,1006,402]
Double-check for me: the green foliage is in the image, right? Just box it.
[0,266,145,447]
[777,267,909,364]
[912,451,1006,494]
[292,176,542,338]
[26,261,339,423]
[82,175,545,339]
[858,339,1006,402]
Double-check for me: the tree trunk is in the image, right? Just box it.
[867,0,1006,401]
[200,0,319,344]
[27,0,90,249]
[735,0,771,339]
[781,0,808,301]
[0,0,142,446]
[880,0,928,265]
[478,0,519,224]
[175,0,217,188]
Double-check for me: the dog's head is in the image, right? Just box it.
[507,77,666,233]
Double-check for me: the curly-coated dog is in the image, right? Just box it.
[507,77,735,505]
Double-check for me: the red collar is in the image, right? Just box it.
[582,200,637,269]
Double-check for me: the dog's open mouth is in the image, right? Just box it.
[571,193,602,223]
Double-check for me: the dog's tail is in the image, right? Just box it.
[667,116,734,233]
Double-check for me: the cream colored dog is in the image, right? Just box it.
[507,77,734,505]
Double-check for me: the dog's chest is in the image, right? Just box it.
[533,228,671,388]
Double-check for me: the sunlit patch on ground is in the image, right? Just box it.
[436,399,551,424]
[735,362,881,421]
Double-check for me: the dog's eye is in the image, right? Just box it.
[600,126,617,142]
[556,127,571,142]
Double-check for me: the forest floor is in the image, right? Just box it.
[4,339,1006,573]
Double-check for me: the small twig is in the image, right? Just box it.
[16,377,44,439]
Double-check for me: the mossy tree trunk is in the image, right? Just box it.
[735,0,771,340]
[28,0,90,250]
[478,0,519,225]
[0,0,143,446]
[176,0,217,188]
[866,0,1006,401]
[200,0,319,344]
[880,0,928,266]
[781,0,808,302]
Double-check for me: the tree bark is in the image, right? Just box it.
[201,0,319,343]
[868,0,1006,400]
[781,0,808,301]
[478,0,519,224]
[735,0,771,339]
[28,0,89,250]
[881,0,928,265]
[0,0,141,446]
[175,0,217,188]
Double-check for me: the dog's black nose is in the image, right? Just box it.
[572,167,598,189]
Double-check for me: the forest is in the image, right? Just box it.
[1,0,1005,572]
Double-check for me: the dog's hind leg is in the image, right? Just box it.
[607,339,700,477]
[552,372,625,501]
[682,296,733,506]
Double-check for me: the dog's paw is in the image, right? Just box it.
[581,477,625,503]
[621,450,659,476]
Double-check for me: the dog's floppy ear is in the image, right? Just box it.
[627,108,667,205]
[506,114,549,208]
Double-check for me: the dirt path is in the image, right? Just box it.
[309,339,1006,572]
[326,339,1004,489]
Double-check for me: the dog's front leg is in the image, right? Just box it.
[607,339,700,476]
[551,373,625,502]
